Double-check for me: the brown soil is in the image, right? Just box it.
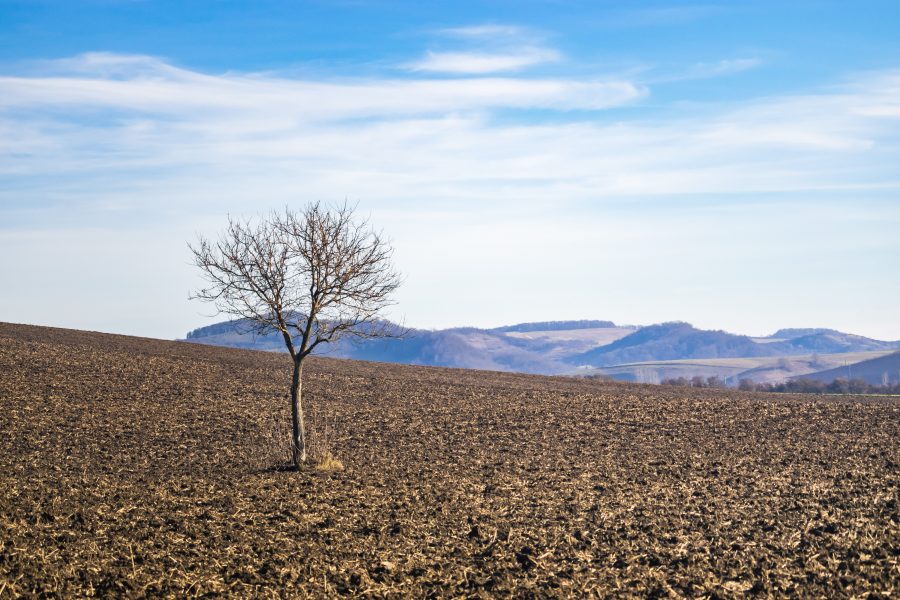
[1,322,898,598]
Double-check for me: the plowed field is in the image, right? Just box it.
[1,322,898,597]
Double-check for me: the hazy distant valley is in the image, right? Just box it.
[185,319,900,386]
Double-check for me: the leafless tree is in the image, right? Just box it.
[738,378,756,391]
[706,375,725,389]
[189,202,402,467]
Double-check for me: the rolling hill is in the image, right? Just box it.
[566,322,772,367]
[573,351,897,385]
[185,318,899,382]
[567,323,899,370]
[777,331,898,354]
[185,320,638,375]
[492,320,616,333]
[793,350,900,386]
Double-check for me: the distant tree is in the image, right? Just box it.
[706,376,725,389]
[785,379,826,394]
[848,378,870,394]
[690,375,706,388]
[727,373,900,396]
[828,378,850,394]
[190,202,402,467]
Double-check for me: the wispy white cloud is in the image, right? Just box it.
[2,55,899,200]
[660,57,762,82]
[406,47,561,74]
[847,70,900,118]
[0,52,640,117]
[409,22,559,75]
[2,55,900,338]
[438,24,526,39]
[637,57,763,86]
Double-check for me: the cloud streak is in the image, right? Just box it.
[657,57,763,82]
[0,53,641,118]
[438,24,527,39]
[409,22,559,75]
[405,48,561,74]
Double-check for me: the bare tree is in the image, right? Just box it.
[706,375,725,389]
[738,378,756,391]
[189,202,402,467]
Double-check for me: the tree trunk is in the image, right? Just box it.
[290,357,306,467]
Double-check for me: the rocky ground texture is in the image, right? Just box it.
[1,322,898,597]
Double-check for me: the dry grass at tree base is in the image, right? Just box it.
[315,452,345,473]
[0,322,898,598]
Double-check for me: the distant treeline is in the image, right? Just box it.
[660,376,900,395]
[659,375,728,389]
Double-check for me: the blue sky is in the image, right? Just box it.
[1,1,899,339]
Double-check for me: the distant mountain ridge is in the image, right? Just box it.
[782,331,895,354]
[491,320,615,333]
[792,351,900,386]
[770,328,838,339]
[183,318,899,382]
[567,322,771,367]
[184,319,608,374]
[566,322,899,368]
